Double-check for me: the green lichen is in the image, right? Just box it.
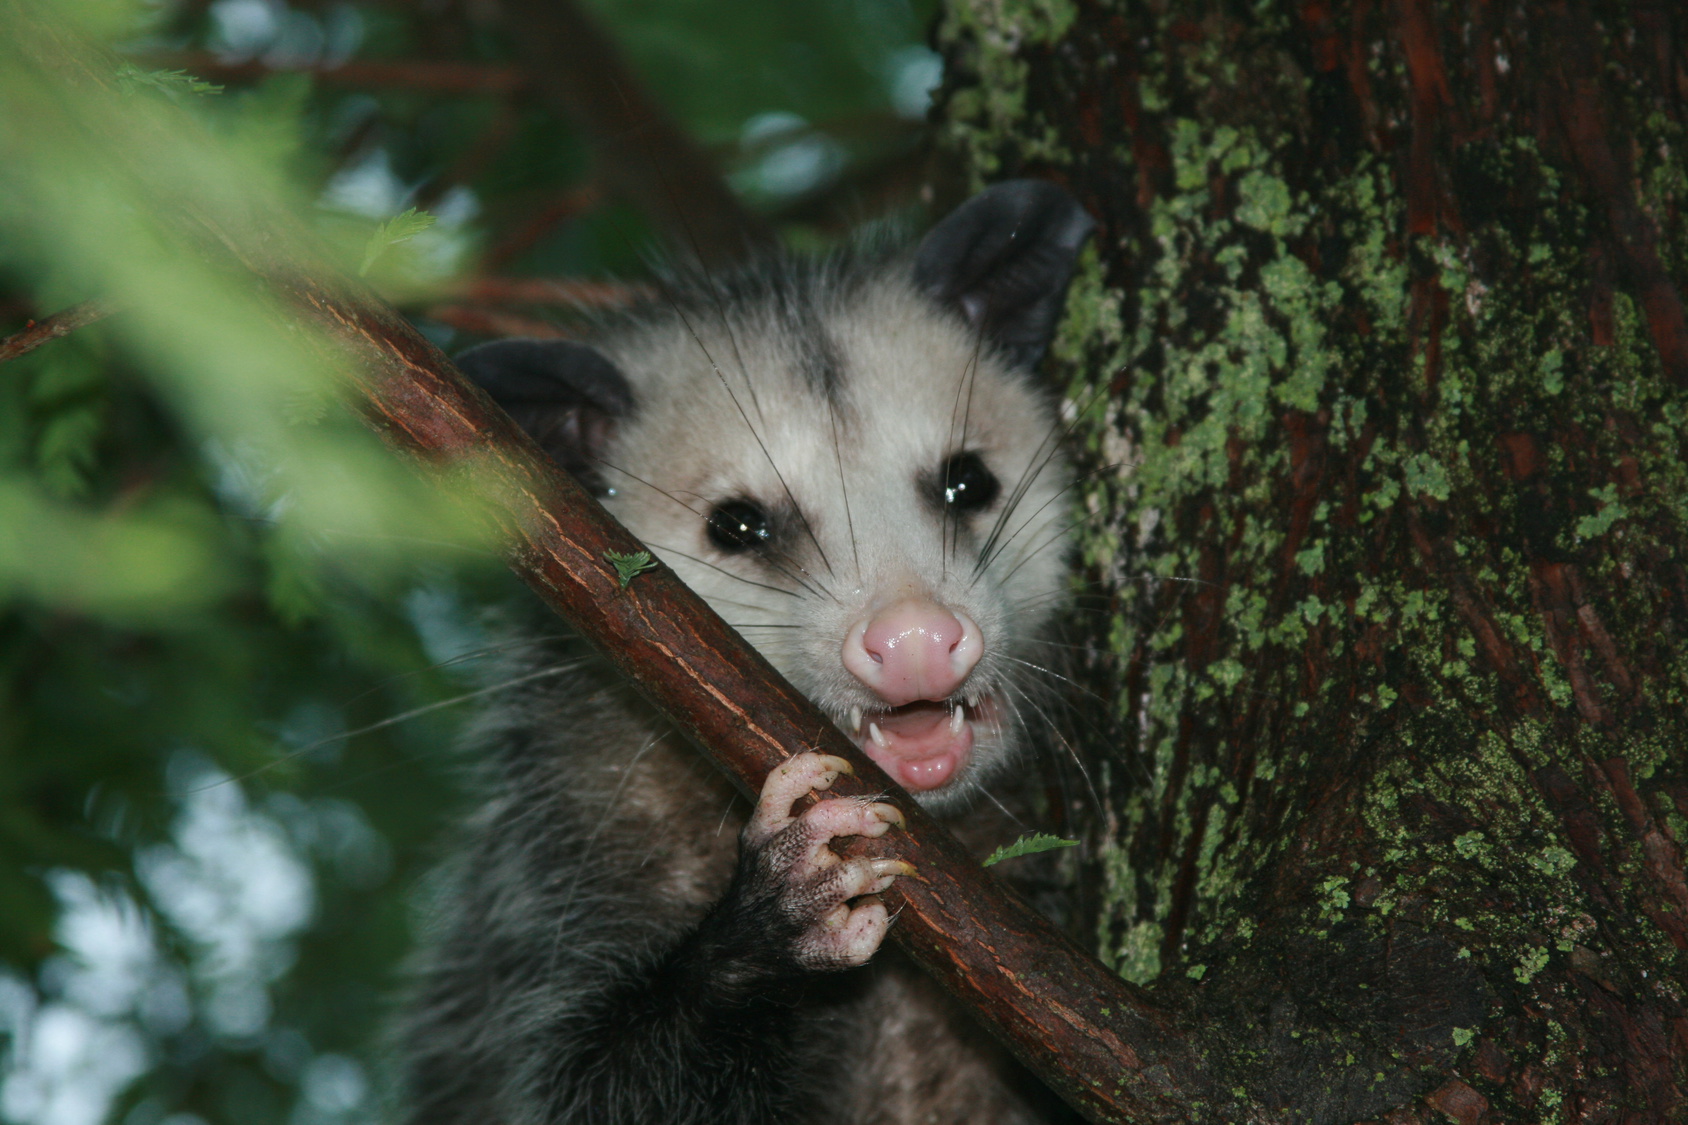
[1318,875,1352,923]
[937,0,1078,183]
[1515,946,1551,984]
[942,11,1688,1106]
[1573,483,1625,540]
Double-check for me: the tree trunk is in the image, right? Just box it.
[935,1,1688,1121]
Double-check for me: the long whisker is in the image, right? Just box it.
[973,461,1124,582]
[974,379,1113,572]
[199,660,588,791]
[998,653,1109,707]
[999,678,1102,815]
[943,317,989,578]
[653,278,839,588]
[334,630,574,709]
[693,269,766,427]
[639,540,805,600]
[597,461,829,601]
[631,130,768,428]
[993,520,1084,589]
[979,787,1026,827]
[828,398,860,583]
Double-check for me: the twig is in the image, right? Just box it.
[134,51,528,97]
[481,183,605,272]
[418,275,653,341]
[415,100,522,211]
[487,0,774,264]
[452,276,650,308]
[421,305,572,340]
[0,300,112,364]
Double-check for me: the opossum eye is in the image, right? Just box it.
[938,452,1000,514]
[707,499,772,553]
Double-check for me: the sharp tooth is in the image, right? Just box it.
[868,722,889,750]
[850,706,863,733]
[950,704,967,734]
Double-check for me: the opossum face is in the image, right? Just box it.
[457,181,1094,813]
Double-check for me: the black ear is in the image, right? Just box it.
[913,180,1096,371]
[453,338,633,490]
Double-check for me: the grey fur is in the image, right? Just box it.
[398,183,1092,1124]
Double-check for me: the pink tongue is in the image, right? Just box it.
[861,705,972,792]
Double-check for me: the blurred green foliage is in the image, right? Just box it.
[0,0,936,1122]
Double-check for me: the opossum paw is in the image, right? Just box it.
[743,752,911,971]
[802,860,911,969]
[745,752,856,846]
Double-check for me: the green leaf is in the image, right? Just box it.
[982,832,1079,867]
[359,208,437,277]
[114,63,223,98]
[605,549,658,588]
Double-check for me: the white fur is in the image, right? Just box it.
[594,266,1072,810]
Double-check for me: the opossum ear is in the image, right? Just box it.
[453,338,633,490]
[913,179,1095,371]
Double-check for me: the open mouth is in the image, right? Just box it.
[845,696,997,792]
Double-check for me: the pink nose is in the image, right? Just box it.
[843,600,983,707]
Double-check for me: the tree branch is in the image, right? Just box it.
[286,286,1205,1125]
[418,305,570,340]
[447,276,650,308]
[480,184,605,273]
[0,300,111,364]
[485,0,775,264]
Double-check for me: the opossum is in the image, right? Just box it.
[396,180,1095,1125]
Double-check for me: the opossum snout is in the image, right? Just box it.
[842,600,983,707]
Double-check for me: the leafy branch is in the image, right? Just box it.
[114,63,223,98]
[982,833,1079,867]
[358,208,436,277]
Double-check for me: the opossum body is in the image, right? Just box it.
[398,181,1094,1125]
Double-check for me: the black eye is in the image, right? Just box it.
[706,499,772,553]
[938,452,1000,514]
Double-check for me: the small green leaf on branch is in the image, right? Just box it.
[982,832,1078,867]
[115,64,224,98]
[359,208,436,277]
[605,549,658,589]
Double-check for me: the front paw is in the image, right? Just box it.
[741,753,913,971]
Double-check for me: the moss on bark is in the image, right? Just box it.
[937,1,1688,1119]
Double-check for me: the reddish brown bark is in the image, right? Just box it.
[948,0,1688,1120]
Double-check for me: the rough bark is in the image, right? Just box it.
[934,0,1688,1120]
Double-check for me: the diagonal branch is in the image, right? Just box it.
[286,282,1202,1125]
[0,300,112,364]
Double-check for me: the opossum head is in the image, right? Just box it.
[457,181,1094,814]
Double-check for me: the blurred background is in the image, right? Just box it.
[0,2,945,1122]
